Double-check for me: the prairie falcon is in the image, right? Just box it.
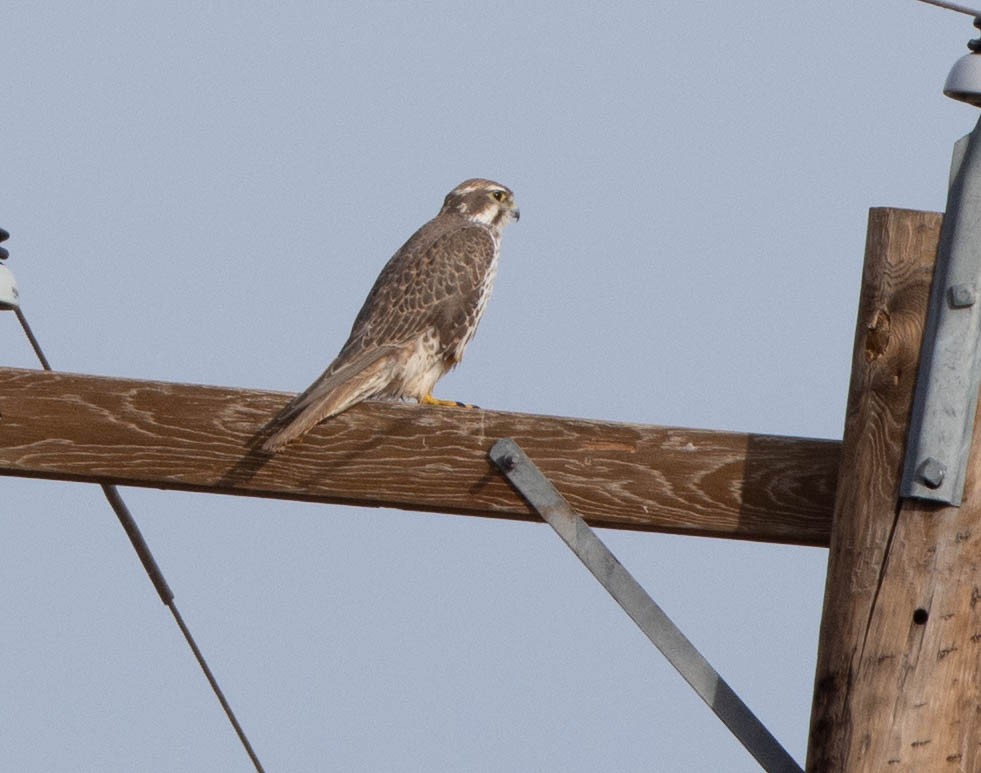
[262,178,519,451]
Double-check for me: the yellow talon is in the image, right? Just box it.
[421,394,477,409]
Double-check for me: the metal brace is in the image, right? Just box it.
[489,438,802,773]
[902,114,981,504]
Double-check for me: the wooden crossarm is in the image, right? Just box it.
[0,366,837,545]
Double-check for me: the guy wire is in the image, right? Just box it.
[14,306,265,773]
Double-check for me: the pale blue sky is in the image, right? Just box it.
[2,3,975,771]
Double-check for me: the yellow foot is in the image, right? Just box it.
[421,394,479,409]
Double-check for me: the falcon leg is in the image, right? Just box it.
[420,394,479,409]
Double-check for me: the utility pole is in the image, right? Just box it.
[809,14,981,764]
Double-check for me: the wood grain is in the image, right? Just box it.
[0,366,837,544]
[806,208,980,770]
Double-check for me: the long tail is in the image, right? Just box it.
[261,346,403,452]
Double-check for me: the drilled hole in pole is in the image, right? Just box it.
[912,608,929,625]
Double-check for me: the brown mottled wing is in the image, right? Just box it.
[337,216,497,365]
[261,216,496,451]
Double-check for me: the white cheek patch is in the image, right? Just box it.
[467,207,498,226]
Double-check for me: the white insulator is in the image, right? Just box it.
[0,264,20,310]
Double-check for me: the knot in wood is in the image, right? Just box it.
[864,308,891,362]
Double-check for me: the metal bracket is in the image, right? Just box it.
[902,114,981,505]
[488,438,802,773]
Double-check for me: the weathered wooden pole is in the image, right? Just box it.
[808,208,981,769]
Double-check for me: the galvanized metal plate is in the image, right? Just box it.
[902,116,981,505]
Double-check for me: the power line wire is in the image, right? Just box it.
[12,305,265,773]
[917,0,981,17]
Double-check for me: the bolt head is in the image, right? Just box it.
[919,457,947,489]
[498,454,516,472]
[950,283,977,308]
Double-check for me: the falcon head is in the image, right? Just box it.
[440,179,520,233]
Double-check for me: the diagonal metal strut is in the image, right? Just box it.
[489,438,802,773]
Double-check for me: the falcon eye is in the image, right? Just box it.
[491,190,506,201]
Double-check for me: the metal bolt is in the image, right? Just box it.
[919,457,947,489]
[498,454,516,472]
[949,283,977,308]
